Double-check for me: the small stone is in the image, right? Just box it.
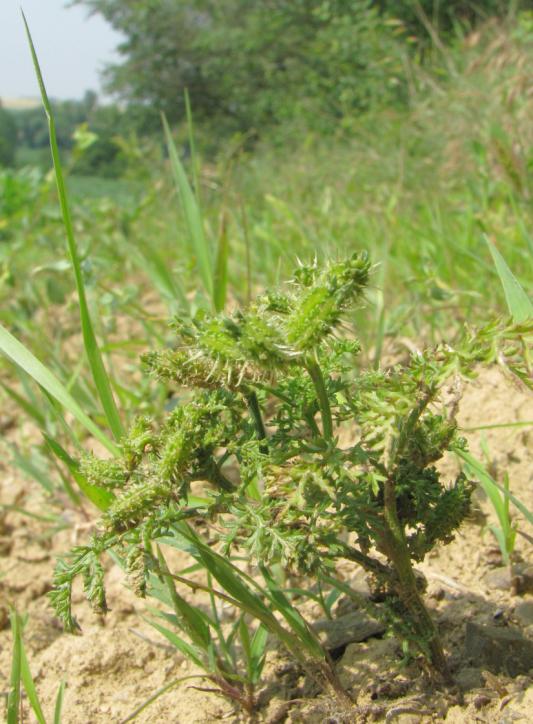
[484,567,512,591]
[455,667,483,691]
[465,622,533,677]
[514,602,533,628]
[312,611,386,653]
[484,565,533,594]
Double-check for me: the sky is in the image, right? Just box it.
[1,0,123,101]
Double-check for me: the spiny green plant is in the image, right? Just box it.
[49,252,532,700]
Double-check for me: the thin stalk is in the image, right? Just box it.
[305,358,333,440]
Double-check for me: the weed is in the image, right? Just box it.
[49,253,532,700]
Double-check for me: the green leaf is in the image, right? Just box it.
[128,243,188,312]
[8,612,46,724]
[0,323,119,456]
[488,524,510,565]
[7,613,22,724]
[213,213,229,313]
[148,619,205,669]
[156,547,211,650]
[161,113,213,299]
[456,449,533,527]
[486,237,533,322]
[20,640,47,724]
[260,565,324,658]
[53,681,66,724]
[249,624,268,682]
[22,12,124,442]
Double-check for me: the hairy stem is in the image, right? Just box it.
[380,477,451,681]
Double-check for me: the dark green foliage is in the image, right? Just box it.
[74,1,405,133]
[74,1,523,138]
[50,253,532,680]
[0,105,17,168]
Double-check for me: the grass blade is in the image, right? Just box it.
[156,547,211,650]
[184,88,200,202]
[53,680,66,724]
[147,619,205,668]
[0,323,119,456]
[121,677,196,724]
[456,448,533,526]
[20,637,47,724]
[128,243,188,312]
[22,11,124,442]
[7,613,22,724]
[486,236,533,322]
[161,113,213,299]
[213,211,229,312]
[8,612,47,724]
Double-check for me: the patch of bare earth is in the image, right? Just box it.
[1,366,532,723]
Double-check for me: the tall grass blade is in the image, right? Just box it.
[213,212,229,312]
[53,681,66,724]
[486,236,533,322]
[184,88,200,202]
[163,525,325,662]
[0,323,119,456]
[121,677,193,724]
[147,619,204,668]
[8,612,47,724]
[22,12,124,442]
[161,113,213,299]
[456,448,533,526]
[19,636,47,724]
[7,612,22,724]
[128,243,188,311]
[156,547,211,649]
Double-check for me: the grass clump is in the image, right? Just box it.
[49,252,532,705]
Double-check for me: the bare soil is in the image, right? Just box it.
[1,365,532,723]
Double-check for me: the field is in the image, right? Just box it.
[1,13,532,724]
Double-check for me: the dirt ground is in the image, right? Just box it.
[1,365,532,723]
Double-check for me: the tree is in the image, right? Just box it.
[74,0,519,135]
[74,1,407,132]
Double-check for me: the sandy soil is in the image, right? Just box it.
[1,365,532,723]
